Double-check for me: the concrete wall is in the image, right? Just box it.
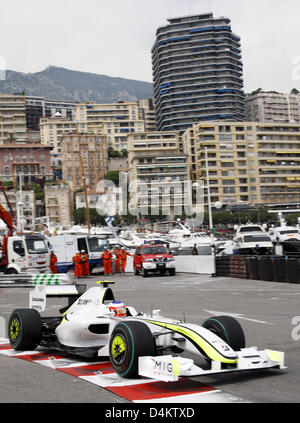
[125,255,215,275]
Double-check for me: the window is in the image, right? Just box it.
[25,239,48,254]
[223,179,235,185]
[13,241,25,257]
[223,186,235,194]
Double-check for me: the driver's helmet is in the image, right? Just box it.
[108,301,126,317]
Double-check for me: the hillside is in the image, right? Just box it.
[0,66,153,103]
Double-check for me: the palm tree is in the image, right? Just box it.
[4,133,16,144]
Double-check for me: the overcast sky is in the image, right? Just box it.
[1,0,300,93]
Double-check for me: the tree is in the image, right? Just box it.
[73,208,106,225]
[104,170,120,187]
[4,133,16,144]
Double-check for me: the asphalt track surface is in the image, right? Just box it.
[0,270,299,405]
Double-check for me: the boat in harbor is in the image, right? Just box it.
[268,225,300,243]
[165,222,213,255]
[233,223,274,255]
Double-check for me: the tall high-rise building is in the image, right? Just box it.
[151,13,245,135]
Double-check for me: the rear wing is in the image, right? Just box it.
[29,283,86,313]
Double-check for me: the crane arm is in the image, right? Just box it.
[0,204,13,231]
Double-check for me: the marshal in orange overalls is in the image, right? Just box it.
[81,251,90,276]
[114,248,122,273]
[73,252,83,277]
[49,252,58,274]
[101,250,113,275]
[120,249,131,273]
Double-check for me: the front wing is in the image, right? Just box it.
[138,347,286,382]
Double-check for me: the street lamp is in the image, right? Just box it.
[205,147,213,238]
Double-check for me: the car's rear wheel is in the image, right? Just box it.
[8,308,42,350]
[109,321,155,378]
[202,315,245,351]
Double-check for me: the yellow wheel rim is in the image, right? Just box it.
[111,335,126,359]
[10,318,19,341]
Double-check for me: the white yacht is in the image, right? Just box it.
[233,223,273,255]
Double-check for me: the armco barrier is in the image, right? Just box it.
[216,255,300,284]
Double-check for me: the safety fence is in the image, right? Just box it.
[215,255,300,284]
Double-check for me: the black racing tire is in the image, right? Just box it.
[109,320,156,378]
[142,267,148,278]
[169,268,176,276]
[202,315,245,351]
[8,308,42,350]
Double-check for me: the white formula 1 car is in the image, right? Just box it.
[8,281,286,382]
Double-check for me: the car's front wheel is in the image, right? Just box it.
[109,321,155,378]
[8,308,42,350]
[202,315,245,351]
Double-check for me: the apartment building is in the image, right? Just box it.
[25,96,76,131]
[0,143,53,184]
[138,98,156,131]
[183,121,300,207]
[151,13,245,136]
[60,132,108,192]
[0,93,27,144]
[127,131,190,217]
[246,90,300,123]
[74,101,146,151]
[0,189,35,231]
[45,184,73,228]
[39,115,77,154]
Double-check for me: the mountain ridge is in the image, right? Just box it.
[0,65,153,103]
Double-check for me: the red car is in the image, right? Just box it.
[133,244,176,277]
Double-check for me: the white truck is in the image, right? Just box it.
[0,233,50,274]
[46,234,110,273]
